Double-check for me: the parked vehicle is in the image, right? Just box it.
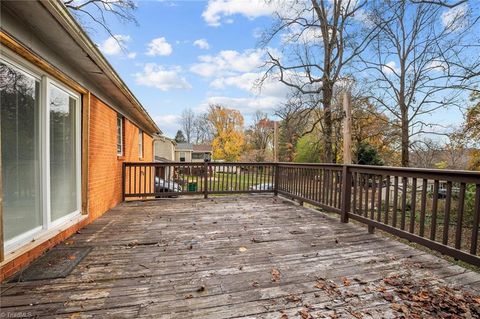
[155,177,182,197]
[249,183,274,191]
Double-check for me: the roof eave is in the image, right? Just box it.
[42,0,161,135]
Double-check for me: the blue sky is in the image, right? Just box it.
[83,0,475,139]
[86,0,284,137]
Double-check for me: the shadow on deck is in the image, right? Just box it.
[1,195,479,318]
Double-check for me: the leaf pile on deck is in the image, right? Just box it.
[379,274,480,318]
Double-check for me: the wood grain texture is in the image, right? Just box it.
[1,196,479,318]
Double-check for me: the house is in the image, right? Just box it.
[153,135,176,162]
[175,143,212,162]
[0,1,161,280]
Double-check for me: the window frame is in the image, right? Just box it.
[117,114,124,156]
[1,48,82,254]
[179,151,186,162]
[138,129,143,159]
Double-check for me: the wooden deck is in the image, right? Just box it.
[1,195,479,318]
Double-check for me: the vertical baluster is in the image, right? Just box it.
[128,165,132,196]
[430,180,439,241]
[392,176,399,227]
[358,173,363,216]
[442,181,453,245]
[377,175,383,221]
[419,179,427,237]
[384,176,390,224]
[352,172,357,214]
[455,182,466,250]
[409,178,417,234]
[370,175,376,220]
[470,184,480,255]
[364,174,369,217]
[400,177,407,230]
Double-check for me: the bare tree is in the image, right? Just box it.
[192,113,213,144]
[63,0,137,40]
[245,112,275,162]
[362,0,480,166]
[275,92,317,161]
[180,108,195,143]
[262,0,381,163]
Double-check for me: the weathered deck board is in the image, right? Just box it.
[1,195,479,318]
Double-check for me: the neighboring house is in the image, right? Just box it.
[175,143,193,162]
[192,144,213,162]
[175,143,212,162]
[154,135,176,162]
[0,1,161,280]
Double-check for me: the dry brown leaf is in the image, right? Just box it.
[67,255,76,260]
[298,308,311,319]
[271,268,281,282]
[285,294,302,303]
[341,277,351,286]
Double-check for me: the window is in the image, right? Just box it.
[180,152,186,162]
[192,153,204,160]
[138,129,143,158]
[117,115,123,156]
[1,52,81,252]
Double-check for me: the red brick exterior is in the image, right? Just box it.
[0,94,154,281]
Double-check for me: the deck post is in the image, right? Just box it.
[340,165,351,223]
[203,162,209,199]
[274,163,280,196]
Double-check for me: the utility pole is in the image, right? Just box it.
[343,91,352,164]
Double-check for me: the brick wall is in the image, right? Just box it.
[0,94,154,281]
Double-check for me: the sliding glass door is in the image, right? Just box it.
[1,53,81,251]
[49,84,79,222]
[0,62,42,242]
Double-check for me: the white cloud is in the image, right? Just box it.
[135,64,191,91]
[127,52,137,59]
[190,48,266,77]
[193,39,210,50]
[198,96,282,114]
[99,35,131,56]
[202,0,276,26]
[427,60,448,72]
[441,3,468,30]
[211,72,289,98]
[382,61,399,75]
[146,37,173,56]
[154,114,181,137]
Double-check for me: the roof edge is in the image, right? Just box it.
[41,0,161,135]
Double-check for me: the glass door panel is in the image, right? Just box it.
[0,62,42,241]
[49,84,78,221]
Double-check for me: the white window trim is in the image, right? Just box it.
[1,49,82,254]
[117,115,123,156]
[138,129,143,158]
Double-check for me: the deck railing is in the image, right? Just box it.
[123,162,480,266]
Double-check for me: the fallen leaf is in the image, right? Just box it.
[184,294,193,299]
[271,268,281,282]
[298,308,311,319]
[252,281,259,287]
[341,277,351,286]
[239,246,247,252]
[285,294,302,303]
[383,292,394,302]
[67,255,76,260]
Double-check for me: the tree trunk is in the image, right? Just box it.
[401,106,409,167]
[322,83,334,163]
